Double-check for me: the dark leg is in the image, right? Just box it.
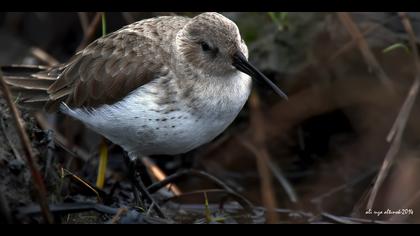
[124,155,143,208]
[180,150,198,169]
[122,152,166,219]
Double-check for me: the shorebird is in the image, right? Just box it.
[2,12,287,161]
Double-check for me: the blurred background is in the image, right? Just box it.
[1,12,420,224]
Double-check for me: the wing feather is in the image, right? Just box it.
[46,29,168,110]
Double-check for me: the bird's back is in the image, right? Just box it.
[1,15,191,112]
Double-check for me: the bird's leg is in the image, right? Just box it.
[180,149,198,169]
[123,152,167,219]
[95,138,108,189]
[123,152,144,209]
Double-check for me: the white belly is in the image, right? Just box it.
[61,72,252,157]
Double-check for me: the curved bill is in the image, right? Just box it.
[232,52,288,100]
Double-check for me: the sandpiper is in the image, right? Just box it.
[2,12,287,160]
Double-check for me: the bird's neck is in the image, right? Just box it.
[171,67,252,117]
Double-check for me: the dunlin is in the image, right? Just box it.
[2,12,287,160]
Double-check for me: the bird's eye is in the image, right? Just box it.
[200,42,211,51]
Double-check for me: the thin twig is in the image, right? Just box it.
[0,70,54,223]
[387,12,420,142]
[110,207,128,224]
[245,91,279,223]
[162,189,225,203]
[77,12,89,35]
[161,188,252,216]
[30,47,59,66]
[328,14,401,63]
[386,81,420,142]
[146,169,254,211]
[61,168,107,203]
[267,158,298,203]
[321,212,359,224]
[337,12,394,92]
[366,12,420,209]
[76,12,102,52]
[320,212,393,224]
[311,166,378,204]
[367,76,419,210]
[141,156,181,196]
[147,170,223,194]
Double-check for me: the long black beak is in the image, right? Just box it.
[232,52,288,100]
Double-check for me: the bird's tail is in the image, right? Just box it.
[0,64,58,110]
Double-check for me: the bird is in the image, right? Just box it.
[1,12,288,161]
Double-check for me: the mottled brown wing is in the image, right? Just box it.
[45,30,168,111]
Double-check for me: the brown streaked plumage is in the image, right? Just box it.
[4,16,191,111]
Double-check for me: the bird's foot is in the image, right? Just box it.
[123,152,167,219]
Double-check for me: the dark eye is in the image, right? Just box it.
[200,42,211,51]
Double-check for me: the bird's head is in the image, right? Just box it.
[175,12,288,99]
